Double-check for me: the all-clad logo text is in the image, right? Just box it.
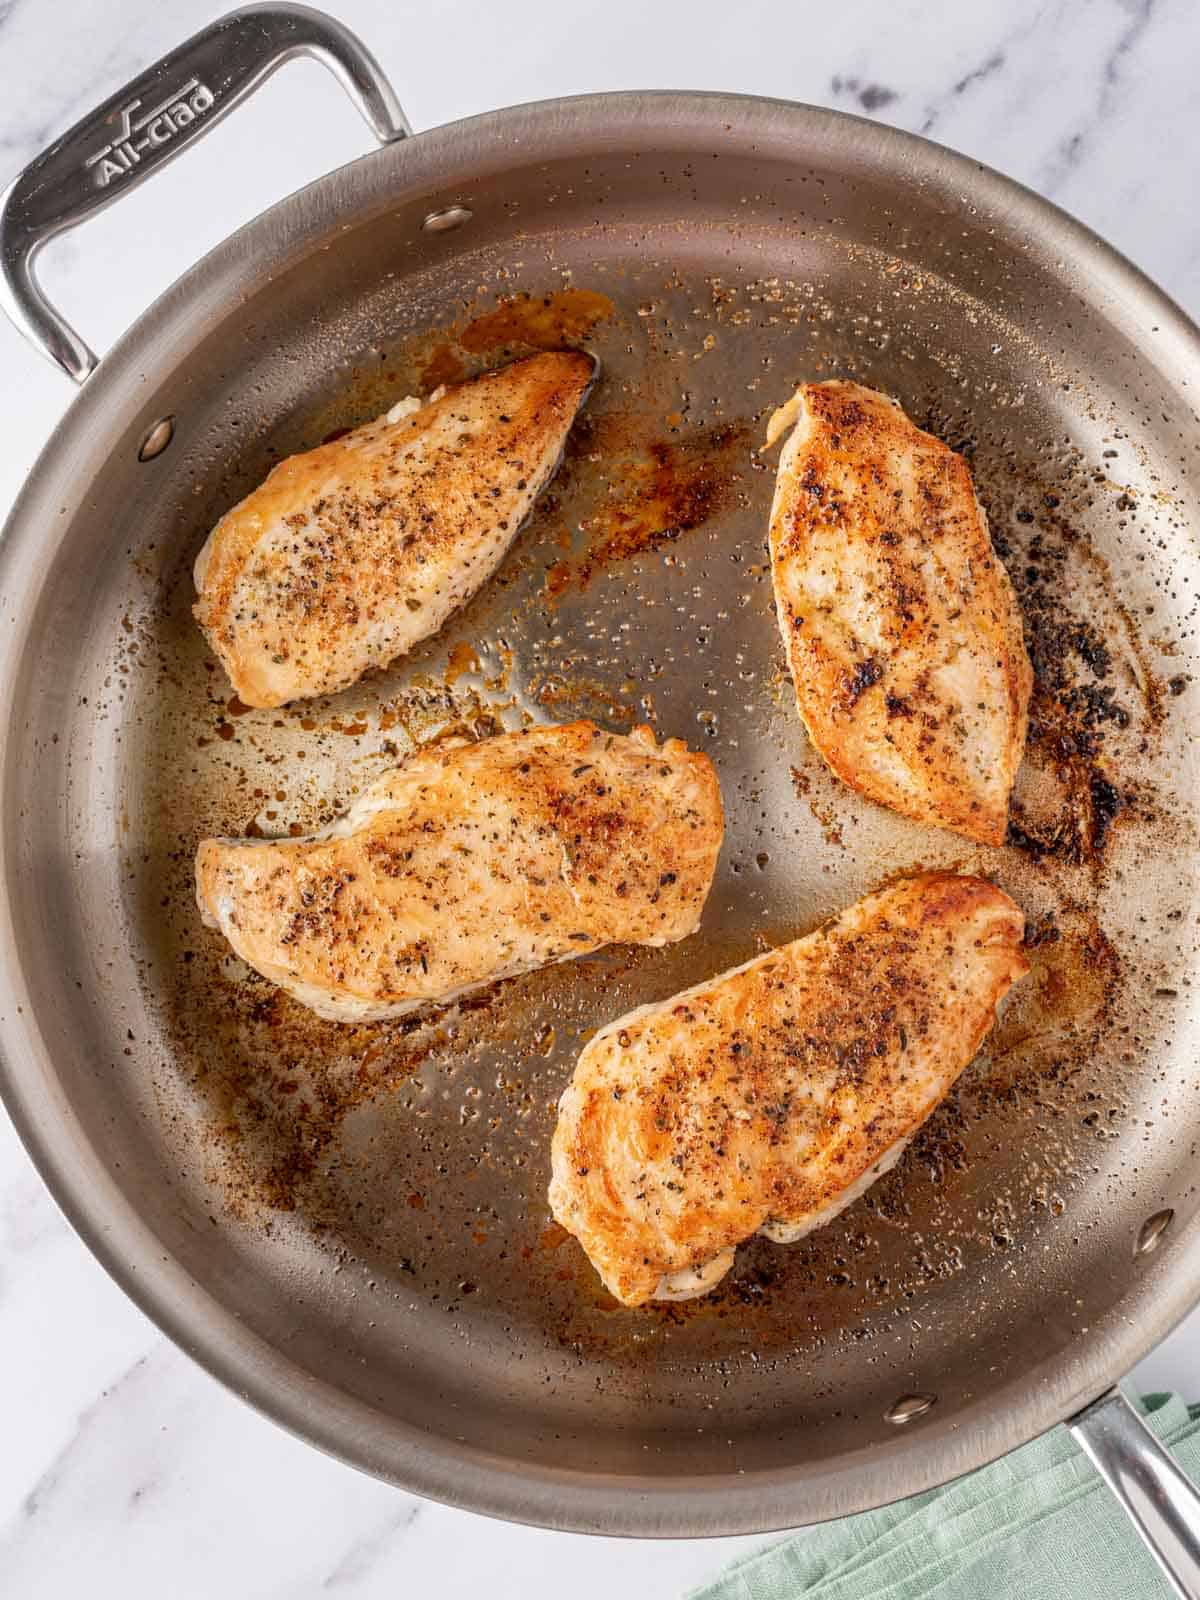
[85,78,215,187]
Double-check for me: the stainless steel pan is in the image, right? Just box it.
[3,4,1200,1585]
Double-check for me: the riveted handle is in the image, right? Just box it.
[1069,1387,1200,1599]
[0,4,408,383]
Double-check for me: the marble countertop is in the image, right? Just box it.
[1,1,1197,1595]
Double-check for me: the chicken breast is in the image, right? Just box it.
[195,721,723,1022]
[194,351,595,708]
[766,381,1032,846]
[550,872,1027,1306]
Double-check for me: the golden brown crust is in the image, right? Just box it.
[767,381,1032,846]
[550,872,1029,1306]
[195,721,723,1020]
[194,352,595,708]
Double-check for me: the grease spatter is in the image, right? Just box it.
[418,343,467,390]
[983,907,1119,1094]
[459,290,614,355]
[548,420,748,595]
[444,641,481,686]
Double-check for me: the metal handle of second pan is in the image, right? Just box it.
[1066,1388,1200,1598]
[0,4,409,384]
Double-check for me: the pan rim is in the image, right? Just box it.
[1,88,1198,1536]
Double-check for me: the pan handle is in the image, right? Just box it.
[0,4,408,384]
[1069,1387,1200,1599]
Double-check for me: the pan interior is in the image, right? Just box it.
[6,116,1200,1526]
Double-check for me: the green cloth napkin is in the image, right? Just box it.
[691,1392,1200,1600]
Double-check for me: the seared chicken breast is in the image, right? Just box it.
[194,351,595,708]
[766,381,1032,845]
[550,872,1027,1306]
[196,721,723,1022]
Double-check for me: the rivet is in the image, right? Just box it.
[137,416,175,462]
[422,205,473,234]
[1136,1208,1175,1256]
[886,1393,936,1425]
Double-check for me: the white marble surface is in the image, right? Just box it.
[1,1,1198,1595]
